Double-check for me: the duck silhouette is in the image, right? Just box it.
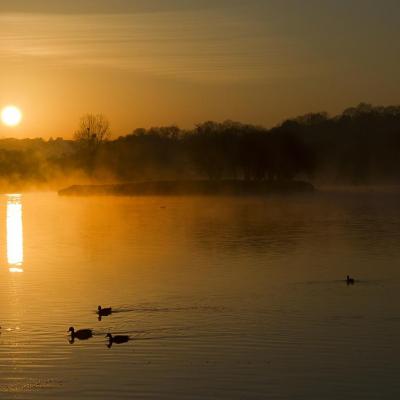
[346,275,355,285]
[106,333,130,348]
[97,306,112,320]
[98,306,112,315]
[68,327,93,343]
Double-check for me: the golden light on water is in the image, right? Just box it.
[7,194,24,273]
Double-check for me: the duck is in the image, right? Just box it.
[105,333,130,348]
[97,306,112,316]
[68,327,93,340]
[346,275,355,285]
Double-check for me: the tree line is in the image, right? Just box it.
[1,103,400,187]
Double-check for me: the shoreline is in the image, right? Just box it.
[58,180,315,197]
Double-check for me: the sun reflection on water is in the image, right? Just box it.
[7,194,24,272]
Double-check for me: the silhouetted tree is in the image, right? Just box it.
[74,114,111,147]
[73,114,111,174]
[1,103,400,186]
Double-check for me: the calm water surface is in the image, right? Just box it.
[1,191,400,399]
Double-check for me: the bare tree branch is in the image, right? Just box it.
[74,114,111,147]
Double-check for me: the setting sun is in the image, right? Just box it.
[1,105,22,127]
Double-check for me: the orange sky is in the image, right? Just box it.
[1,1,400,138]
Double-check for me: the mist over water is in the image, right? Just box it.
[1,191,400,399]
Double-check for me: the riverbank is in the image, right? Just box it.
[58,180,315,196]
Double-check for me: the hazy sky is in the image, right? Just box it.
[0,0,400,138]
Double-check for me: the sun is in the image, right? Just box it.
[1,106,23,127]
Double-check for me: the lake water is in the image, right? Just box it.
[1,191,400,399]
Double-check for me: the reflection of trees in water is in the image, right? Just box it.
[61,192,400,270]
[333,192,400,256]
[188,200,311,256]
[189,192,400,259]
[192,217,305,256]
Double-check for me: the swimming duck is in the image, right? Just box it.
[68,327,93,340]
[97,306,112,316]
[346,275,355,285]
[105,333,130,347]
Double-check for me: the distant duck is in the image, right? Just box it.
[106,333,130,348]
[346,275,355,285]
[68,327,93,341]
[97,306,112,316]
